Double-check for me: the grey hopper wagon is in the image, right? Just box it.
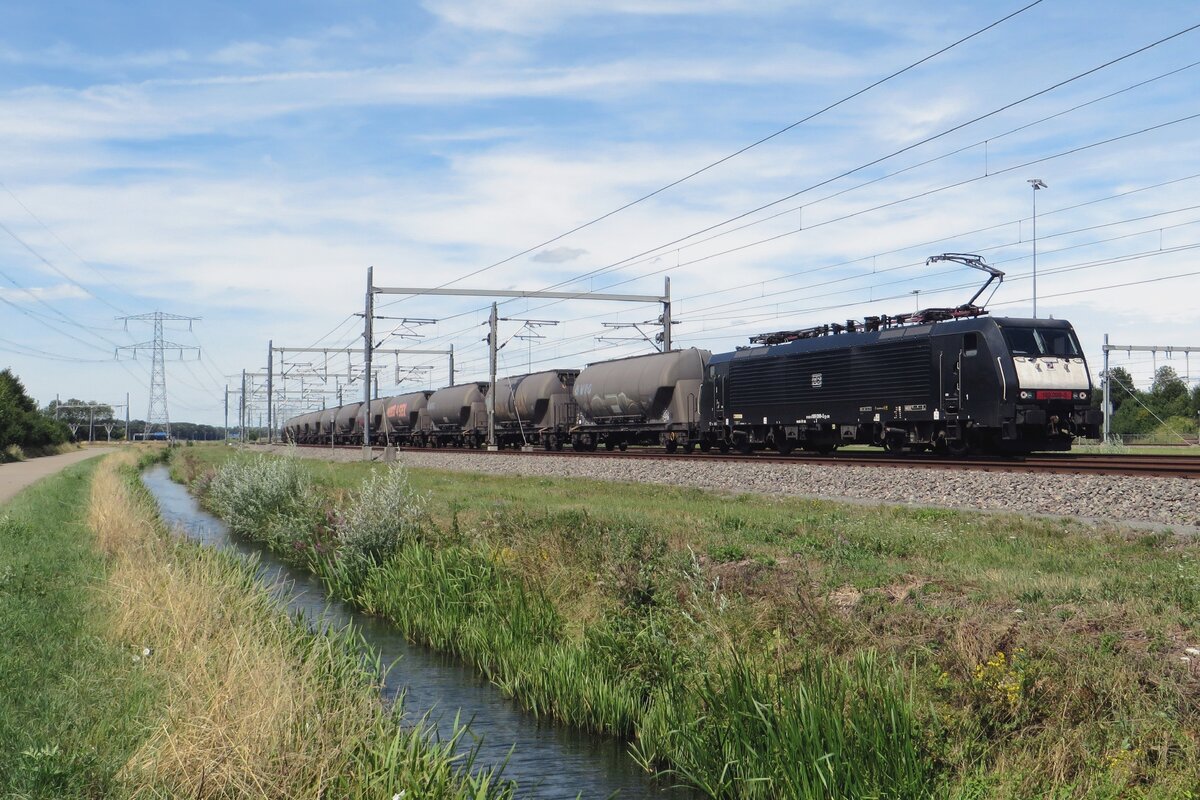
[425,382,489,448]
[316,407,339,444]
[377,390,435,445]
[491,369,579,450]
[282,411,308,443]
[571,347,711,452]
[333,402,364,444]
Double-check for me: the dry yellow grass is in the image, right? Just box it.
[88,451,379,798]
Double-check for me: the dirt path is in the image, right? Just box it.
[0,448,113,506]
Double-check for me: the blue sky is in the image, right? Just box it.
[2,0,1198,426]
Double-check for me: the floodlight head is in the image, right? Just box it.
[1028,178,1048,190]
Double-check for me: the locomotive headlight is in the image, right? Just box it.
[1019,390,1032,400]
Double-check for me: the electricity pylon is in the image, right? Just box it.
[116,311,200,439]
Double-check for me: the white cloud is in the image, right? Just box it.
[0,44,864,145]
[532,246,587,263]
[0,283,89,302]
[419,0,804,34]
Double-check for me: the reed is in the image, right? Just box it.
[199,452,938,796]
[634,651,934,799]
[92,450,512,798]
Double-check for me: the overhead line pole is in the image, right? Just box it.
[371,274,672,452]
[273,346,453,383]
[1102,338,1200,443]
[363,266,374,457]
[267,339,273,444]
[240,369,247,445]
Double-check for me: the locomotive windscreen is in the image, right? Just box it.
[1002,327,1081,357]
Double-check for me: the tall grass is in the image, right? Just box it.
[198,452,939,796]
[0,456,157,798]
[634,651,935,799]
[97,450,512,798]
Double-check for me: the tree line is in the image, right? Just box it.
[0,369,71,455]
[1101,365,1200,439]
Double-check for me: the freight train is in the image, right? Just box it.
[285,369,578,450]
[283,257,1102,456]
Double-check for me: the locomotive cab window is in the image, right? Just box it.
[963,332,978,357]
[1002,327,1082,357]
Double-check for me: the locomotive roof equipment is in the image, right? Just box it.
[751,253,1005,346]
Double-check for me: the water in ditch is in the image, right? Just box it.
[141,465,692,800]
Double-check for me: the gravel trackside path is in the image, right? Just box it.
[0,448,111,507]
[261,445,1200,531]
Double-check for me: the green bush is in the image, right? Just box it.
[336,465,428,563]
[0,369,70,451]
[204,454,322,557]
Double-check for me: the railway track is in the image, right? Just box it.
[287,443,1200,480]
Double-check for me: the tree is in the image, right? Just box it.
[1111,400,1155,436]
[1104,366,1137,413]
[43,398,116,440]
[0,368,70,452]
[1149,366,1191,420]
[1151,366,1188,402]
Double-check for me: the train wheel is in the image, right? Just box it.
[775,439,794,456]
[945,438,971,457]
[682,441,696,455]
[718,440,731,454]
[605,440,616,451]
[664,439,678,454]
[733,435,752,455]
[883,432,906,454]
[618,442,627,451]
[699,440,712,453]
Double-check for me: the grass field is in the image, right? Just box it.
[0,454,158,797]
[1,447,512,799]
[174,443,1200,798]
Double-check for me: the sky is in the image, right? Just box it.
[1,0,1198,427]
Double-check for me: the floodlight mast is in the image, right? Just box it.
[925,253,1005,310]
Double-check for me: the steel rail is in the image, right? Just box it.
[284,444,1200,479]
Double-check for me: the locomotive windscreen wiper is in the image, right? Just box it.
[925,253,1004,310]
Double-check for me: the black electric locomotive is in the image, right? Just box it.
[705,313,1101,455]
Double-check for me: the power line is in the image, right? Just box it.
[679,243,1200,339]
[676,207,1200,323]
[395,163,1200,363]
[0,337,112,362]
[588,61,1200,283]
[544,27,1200,296]
[0,188,131,314]
[381,1,1046,300]
[569,110,1200,308]
[380,24,1200,336]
